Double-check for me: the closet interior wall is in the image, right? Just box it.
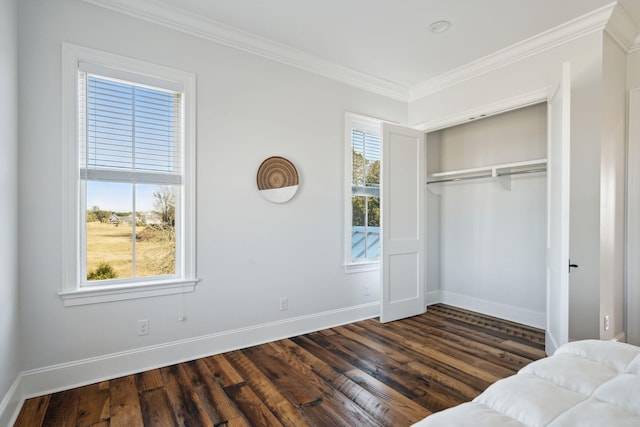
[426,103,548,328]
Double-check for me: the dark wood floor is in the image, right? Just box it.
[14,304,545,427]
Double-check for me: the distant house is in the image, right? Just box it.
[142,211,162,225]
[119,215,141,225]
[108,212,160,225]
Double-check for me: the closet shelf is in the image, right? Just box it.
[427,158,547,185]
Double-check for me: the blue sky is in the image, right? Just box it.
[87,182,158,213]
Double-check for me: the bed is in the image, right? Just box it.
[412,340,640,426]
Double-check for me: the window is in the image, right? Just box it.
[345,113,381,272]
[61,44,197,306]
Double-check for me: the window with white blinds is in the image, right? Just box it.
[345,113,382,271]
[77,67,186,284]
[61,43,197,306]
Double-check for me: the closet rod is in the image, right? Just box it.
[427,173,492,184]
[427,167,547,185]
[500,167,547,177]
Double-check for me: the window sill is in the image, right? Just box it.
[344,262,380,274]
[59,278,200,306]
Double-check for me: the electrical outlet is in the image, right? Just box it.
[604,315,610,331]
[280,297,288,311]
[138,319,150,336]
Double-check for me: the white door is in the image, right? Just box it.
[380,123,426,323]
[546,62,571,355]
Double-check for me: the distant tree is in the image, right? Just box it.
[352,150,364,186]
[153,187,176,227]
[353,150,380,185]
[352,196,380,228]
[87,206,110,223]
[366,160,380,186]
[138,187,177,276]
[352,196,365,226]
[86,210,98,223]
[367,196,380,227]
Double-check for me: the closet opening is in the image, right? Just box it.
[425,103,548,329]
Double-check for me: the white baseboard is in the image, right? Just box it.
[426,290,443,306]
[612,331,627,342]
[427,290,546,329]
[6,302,379,420]
[0,374,23,427]
[546,330,559,356]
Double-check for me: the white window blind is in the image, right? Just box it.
[345,113,382,269]
[351,129,381,196]
[79,71,183,185]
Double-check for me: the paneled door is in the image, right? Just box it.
[380,123,426,323]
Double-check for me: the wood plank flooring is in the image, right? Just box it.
[14,304,546,427]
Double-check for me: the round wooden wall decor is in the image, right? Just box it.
[256,156,299,203]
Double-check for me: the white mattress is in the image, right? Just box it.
[412,340,640,426]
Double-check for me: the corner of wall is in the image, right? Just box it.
[0,0,22,423]
[0,375,23,427]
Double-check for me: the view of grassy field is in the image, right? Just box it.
[86,222,175,279]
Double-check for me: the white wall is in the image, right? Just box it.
[626,51,640,345]
[411,32,611,340]
[625,45,640,346]
[0,0,20,422]
[600,33,627,340]
[17,0,406,391]
[427,104,548,327]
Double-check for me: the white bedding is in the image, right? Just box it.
[412,340,640,426]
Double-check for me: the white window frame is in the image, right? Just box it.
[60,43,198,306]
[344,113,382,273]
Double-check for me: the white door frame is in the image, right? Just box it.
[545,63,571,355]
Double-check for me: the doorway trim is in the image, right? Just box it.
[414,88,549,132]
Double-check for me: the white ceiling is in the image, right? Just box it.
[151,0,628,89]
[91,0,640,99]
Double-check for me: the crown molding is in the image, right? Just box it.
[630,34,640,53]
[81,0,411,101]
[409,3,617,102]
[630,36,640,53]
[82,1,631,103]
[605,2,640,52]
